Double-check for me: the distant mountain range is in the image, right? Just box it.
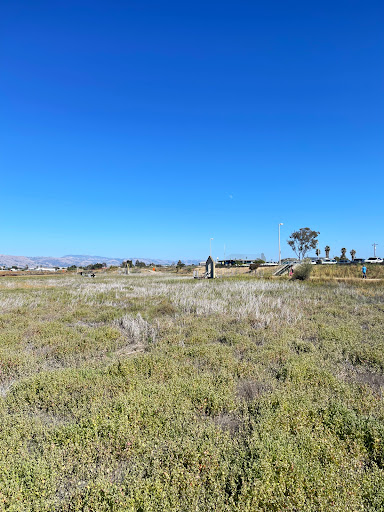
[0,254,200,268]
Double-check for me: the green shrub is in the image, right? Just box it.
[291,263,312,281]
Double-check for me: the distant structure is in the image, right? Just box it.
[217,253,265,267]
[205,255,216,279]
[227,253,263,260]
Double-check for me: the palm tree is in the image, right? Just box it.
[325,246,330,258]
[341,248,347,260]
[316,249,320,259]
[350,249,356,261]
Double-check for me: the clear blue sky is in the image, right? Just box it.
[1,1,383,261]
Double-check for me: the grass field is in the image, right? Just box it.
[1,273,384,511]
[311,264,384,281]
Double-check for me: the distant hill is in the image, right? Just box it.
[0,254,200,268]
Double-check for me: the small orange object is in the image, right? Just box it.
[153,267,155,271]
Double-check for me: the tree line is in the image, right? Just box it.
[288,228,357,261]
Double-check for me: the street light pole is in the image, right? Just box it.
[278,223,283,265]
[373,242,378,257]
[210,238,214,257]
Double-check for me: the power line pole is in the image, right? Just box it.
[373,243,378,257]
[278,223,283,265]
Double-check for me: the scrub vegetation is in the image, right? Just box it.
[0,273,384,511]
[311,264,384,280]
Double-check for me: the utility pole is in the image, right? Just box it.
[278,223,284,265]
[373,243,378,257]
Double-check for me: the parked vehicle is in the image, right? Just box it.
[338,260,351,265]
[317,258,337,265]
[351,258,365,264]
[364,257,383,264]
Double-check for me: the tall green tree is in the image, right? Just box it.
[176,260,185,272]
[350,249,356,261]
[325,246,330,258]
[287,227,320,261]
[340,248,347,260]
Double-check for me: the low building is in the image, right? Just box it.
[217,259,256,267]
[217,253,265,267]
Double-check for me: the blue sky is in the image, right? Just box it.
[1,1,383,261]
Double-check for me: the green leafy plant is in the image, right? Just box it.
[288,227,320,260]
[176,260,186,272]
[291,262,313,280]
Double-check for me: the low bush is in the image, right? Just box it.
[291,262,312,281]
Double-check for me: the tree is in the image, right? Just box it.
[340,248,347,260]
[325,246,330,258]
[350,249,356,261]
[84,263,103,270]
[287,227,320,261]
[316,249,320,258]
[121,260,133,268]
[176,260,185,272]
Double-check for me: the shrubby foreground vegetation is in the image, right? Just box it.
[0,274,384,511]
